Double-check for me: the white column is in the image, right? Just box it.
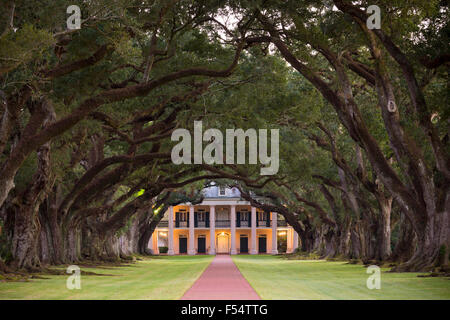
[250,207,257,254]
[271,212,278,254]
[209,205,216,255]
[293,229,299,252]
[148,233,154,254]
[188,205,195,255]
[230,205,237,254]
[168,206,174,255]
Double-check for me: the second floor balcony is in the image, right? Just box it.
[158,218,287,229]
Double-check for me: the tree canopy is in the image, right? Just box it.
[0,0,448,272]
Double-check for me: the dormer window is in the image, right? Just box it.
[219,186,226,196]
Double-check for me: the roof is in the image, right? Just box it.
[202,185,241,198]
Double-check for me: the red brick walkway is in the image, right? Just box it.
[181,255,261,300]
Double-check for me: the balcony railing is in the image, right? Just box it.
[237,220,249,228]
[257,220,271,227]
[159,219,289,228]
[215,219,230,228]
[196,221,209,228]
[158,221,168,227]
[175,221,188,228]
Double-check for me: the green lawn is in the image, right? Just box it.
[0,255,213,300]
[2,255,449,300]
[232,255,450,300]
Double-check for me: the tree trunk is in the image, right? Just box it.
[38,194,64,265]
[138,212,162,254]
[391,212,416,263]
[11,143,54,269]
[350,225,362,259]
[337,219,351,257]
[394,207,449,271]
[104,234,121,261]
[64,227,81,263]
[376,196,393,260]
[11,207,41,270]
[323,227,338,258]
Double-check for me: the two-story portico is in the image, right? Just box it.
[149,185,299,255]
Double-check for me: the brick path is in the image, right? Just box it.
[180,255,260,300]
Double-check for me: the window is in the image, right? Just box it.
[157,231,168,247]
[219,186,226,196]
[177,211,187,221]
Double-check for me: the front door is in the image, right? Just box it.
[240,236,248,253]
[179,236,187,254]
[217,233,229,253]
[258,236,267,253]
[198,237,206,253]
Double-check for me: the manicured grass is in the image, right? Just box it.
[232,255,450,300]
[0,255,213,300]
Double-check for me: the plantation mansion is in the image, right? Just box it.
[149,185,299,255]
